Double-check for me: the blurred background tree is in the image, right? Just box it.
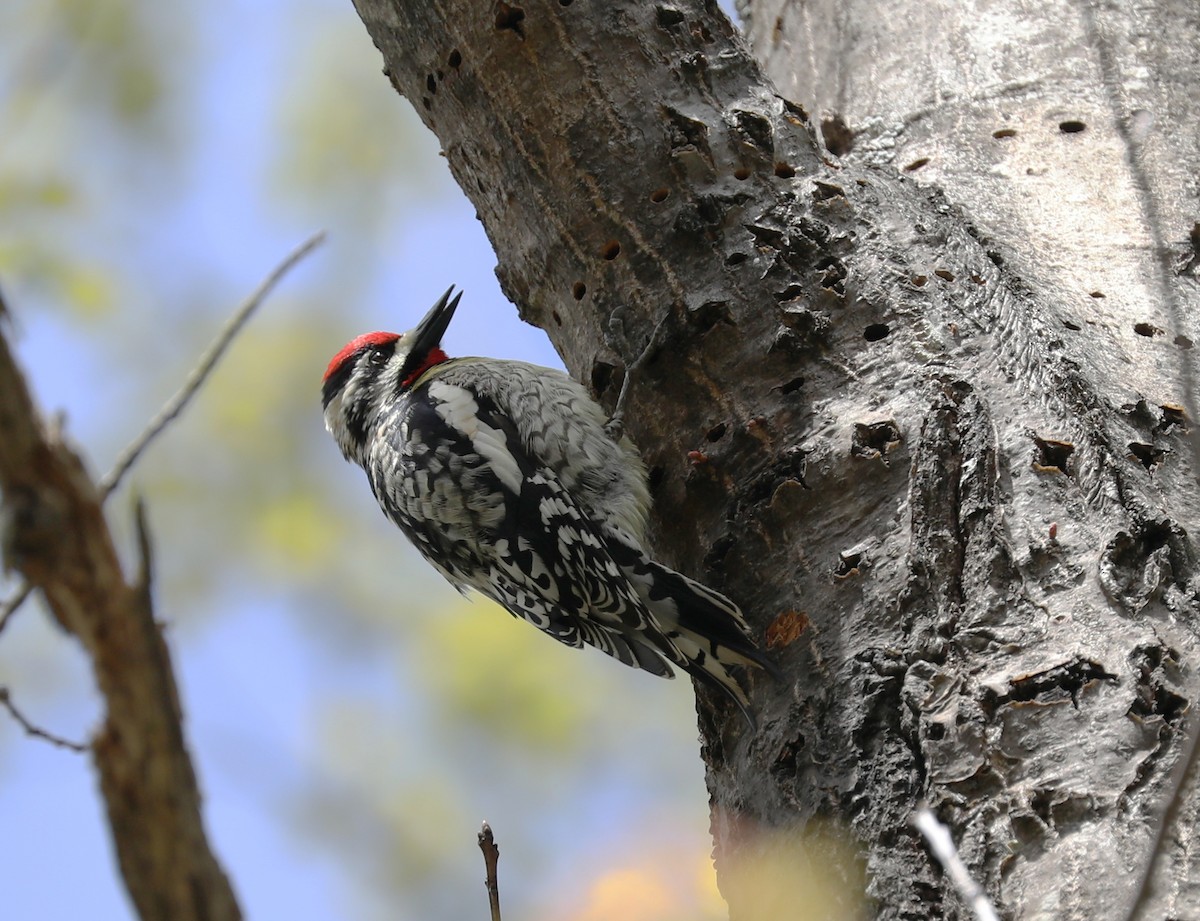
[0,1,741,918]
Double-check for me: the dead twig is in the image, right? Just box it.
[0,231,325,638]
[1123,714,1200,921]
[913,805,1000,921]
[99,230,326,498]
[0,685,87,753]
[0,583,31,634]
[478,821,503,921]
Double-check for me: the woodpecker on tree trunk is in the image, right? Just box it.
[321,287,773,724]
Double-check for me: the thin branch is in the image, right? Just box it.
[98,230,326,498]
[913,805,1000,921]
[1,307,247,920]
[605,311,673,442]
[477,821,503,921]
[1123,713,1200,921]
[0,686,87,753]
[0,583,31,635]
[0,231,325,639]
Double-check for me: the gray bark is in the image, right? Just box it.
[352,1,1200,918]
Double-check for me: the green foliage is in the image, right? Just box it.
[52,0,176,129]
[416,597,596,752]
[269,14,446,230]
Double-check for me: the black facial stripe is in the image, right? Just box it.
[322,356,359,408]
[344,395,370,449]
[322,342,396,408]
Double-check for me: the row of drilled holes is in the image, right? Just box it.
[571,163,771,300]
[904,120,1087,171]
[572,161,799,292]
[1061,305,1192,349]
[734,163,797,180]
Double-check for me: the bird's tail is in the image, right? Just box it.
[606,530,776,726]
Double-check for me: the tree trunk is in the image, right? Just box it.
[351,1,1200,918]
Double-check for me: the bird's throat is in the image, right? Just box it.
[401,348,449,389]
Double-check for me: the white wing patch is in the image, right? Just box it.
[429,379,523,492]
[470,421,524,493]
[428,380,479,434]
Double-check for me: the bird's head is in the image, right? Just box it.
[322,286,462,463]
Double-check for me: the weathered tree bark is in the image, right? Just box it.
[0,318,243,921]
[352,1,1200,919]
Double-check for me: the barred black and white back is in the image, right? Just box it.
[322,288,773,724]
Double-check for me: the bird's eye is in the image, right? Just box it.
[367,348,389,367]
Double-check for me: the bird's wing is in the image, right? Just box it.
[396,380,683,678]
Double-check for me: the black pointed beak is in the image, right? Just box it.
[409,286,462,358]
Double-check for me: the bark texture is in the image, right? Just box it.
[0,320,242,921]
[353,1,1200,918]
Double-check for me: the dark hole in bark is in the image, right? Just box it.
[551,310,562,326]
[935,269,955,282]
[1134,322,1161,337]
[833,549,864,578]
[781,376,805,395]
[648,465,665,492]
[1063,319,1082,331]
[1059,120,1087,134]
[1090,290,1105,298]
[448,49,462,68]
[590,360,616,395]
[426,74,436,93]
[864,323,891,341]
[852,420,902,458]
[571,282,586,300]
[912,275,928,287]
[656,6,685,26]
[650,187,670,202]
[1176,335,1194,350]
[725,252,747,266]
[1033,436,1075,474]
[821,114,855,155]
[993,128,1018,139]
[926,722,946,740]
[774,162,796,178]
[495,3,526,34]
[812,180,844,202]
[904,157,930,171]
[706,423,727,442]
[1129,442,1166,470]
[687,300,731,333]
[602,240,621,260]
[734,166,751,180]
[704,534,736,572]
[1161,404,1187,429]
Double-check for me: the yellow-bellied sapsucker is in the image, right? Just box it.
[321,288,772,723]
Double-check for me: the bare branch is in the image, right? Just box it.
[0,257,292,920]
[477,821,503,921]
[1123,716,1200,921]
[0,231,325,640]
[99,229,326,498]
[0,686,87,753]
[913,806,1000,921]
[0,582,31,635]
